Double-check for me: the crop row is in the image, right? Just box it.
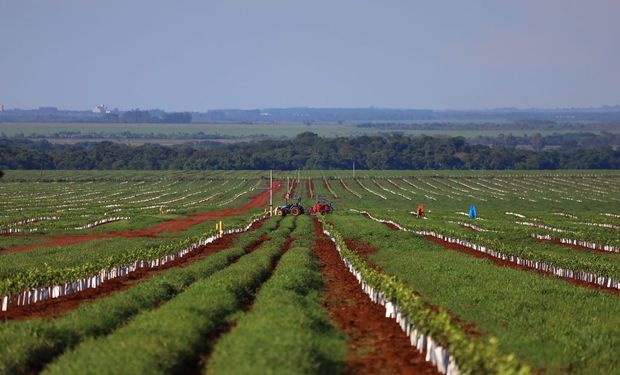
[530,233,620,253]
[319,216,527,375]
[356,210,620,291]
[0,217,281,375]
[42,217,297,374]
[0,178,259,232]
[0,213,266,311]
[206,215,346,374]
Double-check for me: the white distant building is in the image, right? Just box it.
[92,104,110,113]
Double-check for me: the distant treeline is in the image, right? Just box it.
[1,133,618,170]
[469,132,620,151]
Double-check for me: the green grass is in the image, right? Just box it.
[2,122,617,139]
[0,214,252,282]
[328,213,620,374]
[42,217,296,375]
[0,217,279,375]
[205,215,346,375]
[1,169,619,374]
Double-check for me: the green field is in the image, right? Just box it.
[1,122,615,141]
[1,170,619,374]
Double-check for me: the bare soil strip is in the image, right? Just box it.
[369,216,620,297]
[343,239,482,338]
[0,220,271,321]
[2,182,283,254]
[313,218,438,375]
[284,180,299,199]
[536,237,615,256]
[307,178,314,199]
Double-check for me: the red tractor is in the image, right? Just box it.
[308,196,333,215]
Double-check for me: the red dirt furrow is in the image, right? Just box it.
[307,179,314,199]
[424,235,620,297]
[284,180,299,199]
[536,238,615,256]
[367,216,620,297]
[370,179,385,191]
[312,218,438,375]
[343,239,383,272]
[338,179,359,198]
[322,178,338,198]
[343,238,482,338]
[2,182,283,254]
[0,220,270,321]
[386,179,404,191]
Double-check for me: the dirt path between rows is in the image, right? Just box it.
[284,180,299,199]
[312,218,438,375]
[0,220,271,321]
[536,238,616,256]
[307,178,314,199]
[322,178,338,199]
[343,238,481,338]
[366,215,620,297]
[2,181,283,254]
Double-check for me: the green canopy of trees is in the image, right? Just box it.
[0,133,618,170]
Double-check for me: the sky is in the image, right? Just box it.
[1,0,619,111]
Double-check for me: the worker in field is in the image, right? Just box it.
[417,204,424,218]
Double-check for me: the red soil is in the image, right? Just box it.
[0,220,270,321]
[307,179,314,199]
[537,238,615,256]
[313,218,438,375]
[2,182,282,254]
[339,179,358,197]
[284,180,298,199]
[343,238,481,338]
[386,179,404,190]
[424,235,620,297]
[322,178,338,198]
[370,179,385,191]
[344,239,383,272]
[364,214,620,297]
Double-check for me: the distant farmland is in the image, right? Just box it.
[1,121,618,144]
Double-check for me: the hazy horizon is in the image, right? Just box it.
[3,104,620,113]
[1,1,619,111]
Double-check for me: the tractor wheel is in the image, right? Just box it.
[276,208,286,216]
[290,207,301,216]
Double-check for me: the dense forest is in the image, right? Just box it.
[1,133,618,170]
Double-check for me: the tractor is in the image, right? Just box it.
[308,196,333,215]
[275,196,305,216]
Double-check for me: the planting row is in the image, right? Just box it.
[328,212,620,374]
[0,214,266,311]
[206,215,347,374]
[319,216,527,375]
[356,210,620,291]
[41,217,297,374]
[0,216,282,374]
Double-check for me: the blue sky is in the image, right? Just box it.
[1,0,618,111]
